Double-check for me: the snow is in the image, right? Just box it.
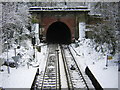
[78,22,85,40]
[38,44,48,73]
[0,20,119,89]
[68,22,119,89]
[70,39,118,89]
[0,66,37,88]
[58,46,68,88]
[1,37,118,89]
[89,64,118,88]
[0,36,47,89]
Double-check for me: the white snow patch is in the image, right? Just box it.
[70,38,118,89]
[0,66,37,88]
[0,36,47,89]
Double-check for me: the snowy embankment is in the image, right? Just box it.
[0,66,37,88]
[0,39,47,89]
[70,39,118,89]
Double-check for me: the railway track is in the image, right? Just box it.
[60,45,89,89]
[35,44,60,89]
[33,44,94,90]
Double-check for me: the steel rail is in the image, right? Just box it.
[56,48,61,89]
[67,45,89,90]
[40,44,61,89]
[60,45,74,90]
[40,45,50,89]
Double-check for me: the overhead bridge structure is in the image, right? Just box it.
[29,6,90,44]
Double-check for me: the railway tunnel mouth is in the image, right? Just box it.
[46,21,71,44]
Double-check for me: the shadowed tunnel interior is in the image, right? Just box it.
[46,21,71,44]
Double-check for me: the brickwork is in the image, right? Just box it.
[40,13,76,39]
[39,12,76,42]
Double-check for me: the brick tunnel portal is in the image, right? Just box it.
[46,21,71,44]
[29,6,90,44]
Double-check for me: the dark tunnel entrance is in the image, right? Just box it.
[46,21,71,44]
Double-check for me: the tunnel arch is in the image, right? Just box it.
[46,21,71,44]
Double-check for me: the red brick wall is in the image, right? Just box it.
[41,13,76,42]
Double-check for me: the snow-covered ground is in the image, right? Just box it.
[70,39,119,89]
[0,39,47,89]
[0,66,37,88]
[0,39,119,89]
[0,22,119,89]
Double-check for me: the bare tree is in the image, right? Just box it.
[1,2,31,52]
[87,2,119,55]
